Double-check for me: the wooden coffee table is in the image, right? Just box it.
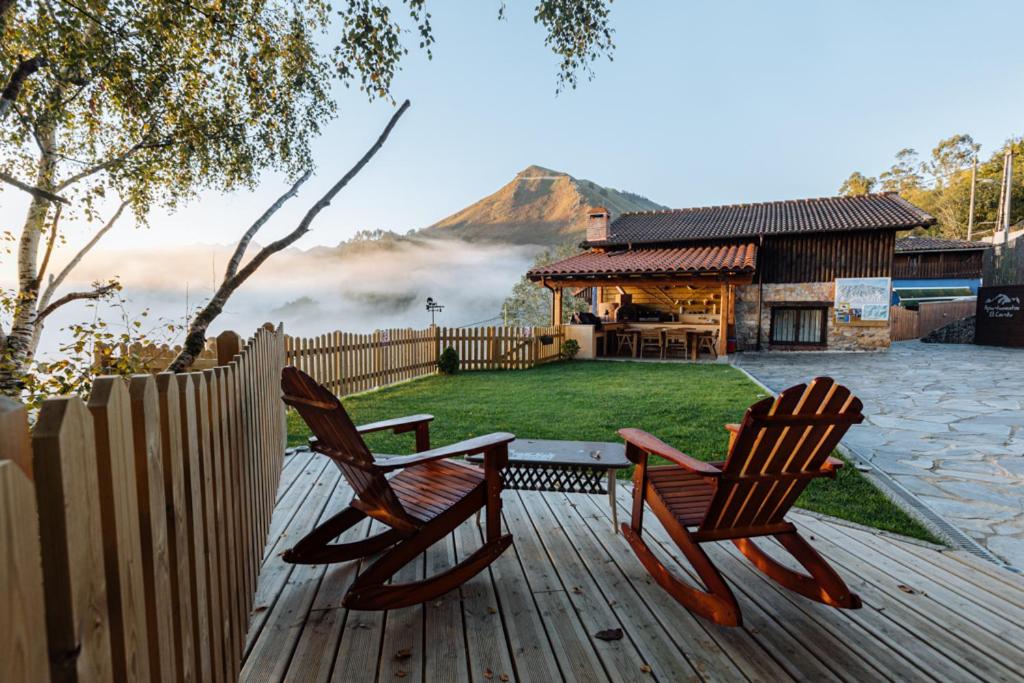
[467,438,630,533]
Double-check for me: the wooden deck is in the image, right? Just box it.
[243,451,1024,682]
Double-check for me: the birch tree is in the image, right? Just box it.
[1,0,615,394]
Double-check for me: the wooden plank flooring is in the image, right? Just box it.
[243,453,1024,682]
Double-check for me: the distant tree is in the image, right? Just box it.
[841,134,1023,240]
[838,172,876,196]
[503,243,589,326]
[1,0,617,394]
[926,134,979,185]
[879,148,923,193]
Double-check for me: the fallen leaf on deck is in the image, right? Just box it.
[252,606,268,613]
[395,649,411,661]
[897,584,916,594]
[487,606,498,614]
[640,664,652,674]
[595,628,623,641]
[483,668,494,679]
[499,674,510,681]
[571,586,583,594]
[395,671,407,678]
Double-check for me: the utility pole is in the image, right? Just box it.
[967,155,977,240]
[996,150,1007,243]
[1003,148,1014,244]
[1003,148,1011,244]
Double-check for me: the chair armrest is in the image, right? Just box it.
[724,423,740,435]
[822,456,845,475]
[356,414,433,435]
[618,428,721,476]
[375,432,515,472]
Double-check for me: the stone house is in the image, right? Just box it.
[528,193,935,356]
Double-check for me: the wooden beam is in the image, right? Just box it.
[718,282,730,356]
[552,288,563,326]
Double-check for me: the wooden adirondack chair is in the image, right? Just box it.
[280,366,514,610]
[620,376,864,627]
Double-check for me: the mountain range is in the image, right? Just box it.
[418,165,665,246]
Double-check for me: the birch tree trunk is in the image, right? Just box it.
[0,124,57,396]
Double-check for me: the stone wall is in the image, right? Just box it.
[921,315,976,344]
[734,282,891,352]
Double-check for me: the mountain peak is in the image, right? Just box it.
[516,164,567,178]
[421,166,665,246]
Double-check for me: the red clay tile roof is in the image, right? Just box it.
[593,193,935,246]
[895,236,990,253]
[528,243,757,280]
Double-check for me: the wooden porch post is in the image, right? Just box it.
[718,282,729,357]
[552,287,563,326]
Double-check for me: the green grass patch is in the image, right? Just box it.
[287,361,940,543]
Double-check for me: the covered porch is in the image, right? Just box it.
[243,448,1024,681]
[528,243,758,360]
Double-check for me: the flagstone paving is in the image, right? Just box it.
[736,341,1024,569]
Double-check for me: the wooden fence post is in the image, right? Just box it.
[217,331,242,367]
[155,373,197,682]
[127,375,177,682]
[174,373,214,683]
[0,399,50,682]
[88,377,152,682]
[33,397,113,682]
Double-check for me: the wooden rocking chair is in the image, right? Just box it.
[620,377,864,627]
[280,366,514,610]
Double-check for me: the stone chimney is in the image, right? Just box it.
[586,206,611,243]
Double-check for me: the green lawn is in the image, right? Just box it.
[287,360,939,543]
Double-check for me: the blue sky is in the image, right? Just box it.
[52,0,1024,248]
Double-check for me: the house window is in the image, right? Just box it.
[770,307,827,346]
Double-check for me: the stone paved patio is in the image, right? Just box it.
[735,341,1024,570]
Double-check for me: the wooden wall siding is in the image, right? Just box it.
[984,240,1024,286]
[761,230,896,283]
[893,251,984,279]
[285,325,564,397]
[599,285,722,316]
[0,325,286,682]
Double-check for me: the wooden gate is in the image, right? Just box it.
[889,305,919,341]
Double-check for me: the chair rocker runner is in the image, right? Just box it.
[620,377,864,627]
[280,366,514,610]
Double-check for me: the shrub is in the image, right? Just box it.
[437,346,460,374]
[560,339,580,360]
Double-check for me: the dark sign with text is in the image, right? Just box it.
[976,285,1024,347]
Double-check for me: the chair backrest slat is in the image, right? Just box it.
[281,367,409,524]
[701,377,862,533]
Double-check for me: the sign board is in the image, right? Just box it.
[975,285,1024,347]
[834,277,891,324]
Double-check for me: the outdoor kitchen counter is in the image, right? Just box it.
[564,321,720,359]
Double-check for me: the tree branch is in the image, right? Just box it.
[35,282,119,323]
[223,169,312,280]
[35,202,63,285]
[0,56,46,119]
[167,99,411,372]
[38,200,128,312]
[0,169,69,203]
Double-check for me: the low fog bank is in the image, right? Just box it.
[30,237,541,359]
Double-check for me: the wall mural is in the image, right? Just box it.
[834,277,891,324]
